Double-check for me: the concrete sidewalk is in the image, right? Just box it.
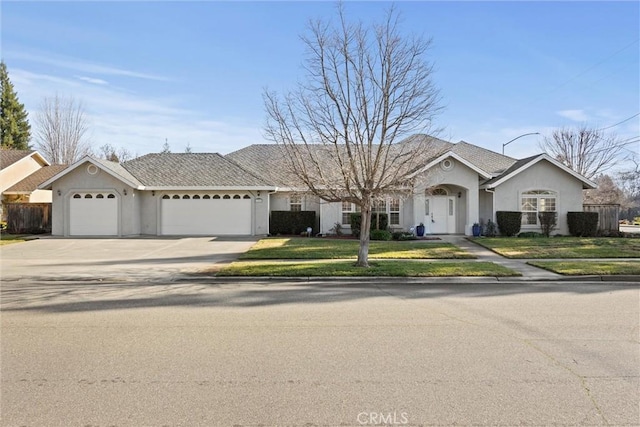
[439,235,640,282]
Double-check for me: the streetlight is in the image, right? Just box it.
[502,132,541,155]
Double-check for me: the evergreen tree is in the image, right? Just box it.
[0,61,31,149]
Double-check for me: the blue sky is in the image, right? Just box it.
[3,1,639,165]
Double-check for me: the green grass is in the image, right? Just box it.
[0,233,27,245]
[217,260,519,277]
[470,237,640,259]
[241,238,474,260]
[529,261,640,276]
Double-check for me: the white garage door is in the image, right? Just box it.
[160,193,252,235]
[70,192,118,236]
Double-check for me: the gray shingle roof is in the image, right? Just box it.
[122,153,270,187]
[92,157,144,187]
[451,141,517,175]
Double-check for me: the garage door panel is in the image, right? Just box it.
[70,195,118,236]
[161,198,251,235]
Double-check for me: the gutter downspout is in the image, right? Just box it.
[484,188,496,222]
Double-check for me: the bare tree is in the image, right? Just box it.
[539,126,629,179]
[264,5,442,267]
[98,143,134,163]
[34,94,91,165]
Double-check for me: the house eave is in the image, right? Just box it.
[142,186,277,191]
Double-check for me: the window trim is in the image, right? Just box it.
[520,189,557,227]
[290,195,302,212]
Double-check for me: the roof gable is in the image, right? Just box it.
[4,165,68,193]
[481,153,597,189]
[0,149,50,169]
[39,156,144,190]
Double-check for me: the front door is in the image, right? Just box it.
[425,196,455,234]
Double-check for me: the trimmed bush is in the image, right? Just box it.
[517,231,544,238]
[270,211,316,235]
[484,219,498,237]
[567,211,598,237]
[350,212,389,239]
[538,211,557,237]
[496,211,522,237]
[370,229,392,241]
[392,231,416,241]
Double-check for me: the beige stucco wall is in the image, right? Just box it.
[493,160,585,235]
[0,155,45,193]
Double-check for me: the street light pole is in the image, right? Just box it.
[502,132,541,155]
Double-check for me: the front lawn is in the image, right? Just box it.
[0,234,27,246]
[217,260,519,277]
[241,238,474,259]
[529,261,640,276]
[471,237,640,259]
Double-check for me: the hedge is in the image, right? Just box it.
[350,212,389,239]
[496,211,522,237]
[270,211,316,235]
[567,211,599,237]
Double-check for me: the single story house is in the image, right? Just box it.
[0,149,66,220]
[39,135,596,237]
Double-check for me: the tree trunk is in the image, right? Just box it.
[356,200,372,267]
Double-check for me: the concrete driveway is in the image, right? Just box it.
[0,236,258,281]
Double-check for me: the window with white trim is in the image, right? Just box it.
[290,195,302,212]
[521,190,557,226]
[341,202,360,225]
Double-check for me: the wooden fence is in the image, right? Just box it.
[583,204,619,232]
[6,203,52,234]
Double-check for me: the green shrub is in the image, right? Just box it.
[370,229,392,241]
[350,212,388,239]
[567,211,598,237]
[484,219,498,237]
[270,211,316,235]
[392,231,416,241]
[496,211,522,237]
[538,211,557,237]
[517,231,544,238]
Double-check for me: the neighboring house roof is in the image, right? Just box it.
[122,153,273,189]
[0,149,50,169]
[225,144,297,187]
[481,153,597,189]
[4,165,68,194]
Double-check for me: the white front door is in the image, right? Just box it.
[425,196,455,234]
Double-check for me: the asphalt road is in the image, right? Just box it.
[1,279,638,426]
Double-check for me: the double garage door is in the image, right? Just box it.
[160,193,252,235]
[68,192,253,236]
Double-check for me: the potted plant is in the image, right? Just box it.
[472,222,482,237]
[416,222,425,237]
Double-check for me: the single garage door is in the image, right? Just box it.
[160,193,252,235]
[69,192,118,236]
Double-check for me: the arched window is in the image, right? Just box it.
[431,188,448,196]
[107,194,115,199]
[521,190,557,226]
[73,194,81,199]
[193,195,201,199]
[172,195,180,199]
[182,195,190,199]
[85,194,93,199]
[212,195,220,199]
[223,195,231,199]
[203,195,211,199]
[243,195,251,199]
[162,195,170,199]
[96,194,104,199]
[233,195,241,199]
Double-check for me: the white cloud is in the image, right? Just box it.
[12,68,263,156]
[76,76,109,85]
[557,109,589,122]
[6,50,169,81]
